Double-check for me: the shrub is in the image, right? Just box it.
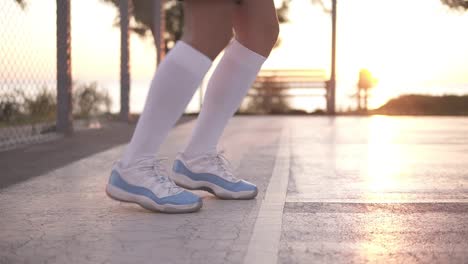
[0,82,113,126]
[73,82,112,119]
[0,98,21,122]
[14,86,56,123]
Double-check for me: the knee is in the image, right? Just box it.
[236,19,279,57]
[262,20,280,49]
[211,30,235,55]
[182,29,233,60]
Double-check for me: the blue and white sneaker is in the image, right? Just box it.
[106,156,202,213]
[171,151,258,200]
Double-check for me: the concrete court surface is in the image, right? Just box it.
[0,116,467,264]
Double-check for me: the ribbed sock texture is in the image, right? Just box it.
[184,38,267,157]
[121,41,212,167]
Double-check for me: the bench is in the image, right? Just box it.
[242,69,330,113]
[248,69,329,98]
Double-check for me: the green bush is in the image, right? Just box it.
[73,82,112,119]
[0,82,112,126]
[0,97,22,123]
[13,86,56,123]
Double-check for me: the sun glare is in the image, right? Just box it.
[364,116,408,200]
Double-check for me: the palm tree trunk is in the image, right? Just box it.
[119,0,131,122]
[364,89,368,112]
[152,0,166,66]
[357,87,361,111]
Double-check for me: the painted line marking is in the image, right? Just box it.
[244,128,290,264]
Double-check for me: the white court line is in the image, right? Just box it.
[244,128,290,264]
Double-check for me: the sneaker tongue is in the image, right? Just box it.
[132,156,168,174]
[122,155,152,166]
[204,152,223,161]
[206,149,219,156]
[135,158,156,167]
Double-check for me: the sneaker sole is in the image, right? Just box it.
[106,184,202,213]
[171,172,258,200]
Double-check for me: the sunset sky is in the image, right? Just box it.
[1,0,467,112]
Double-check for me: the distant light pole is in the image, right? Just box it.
[328,0,337,115]
[119,0,131,122]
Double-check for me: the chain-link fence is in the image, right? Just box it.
[0,0,121,151]
[0,0,60,151]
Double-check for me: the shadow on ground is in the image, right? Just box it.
[0,115,194,189]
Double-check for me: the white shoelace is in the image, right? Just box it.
[204,151,238,182]
[134,156,182,195]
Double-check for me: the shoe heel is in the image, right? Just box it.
[171,171,196,189]
[106,183,134,203]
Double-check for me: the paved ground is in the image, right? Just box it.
[280,116,468,263]
[1,116,467,263]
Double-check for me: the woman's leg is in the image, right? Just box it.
[171,0,279,200]
[120,0,235,167]
[183,0,280,157]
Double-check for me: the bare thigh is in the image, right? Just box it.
[181,0,236,60]
[232,0,280,57]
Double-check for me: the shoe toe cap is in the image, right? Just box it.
[163,190,201,205]
[236,180,258,192]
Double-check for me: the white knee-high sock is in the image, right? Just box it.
[184,38,267,157]
[121,40,212,167]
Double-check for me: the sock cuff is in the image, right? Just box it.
[222,38,267,70]
[166,40,213,76]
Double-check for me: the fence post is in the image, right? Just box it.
[56,0,73,135]
[328,0,337,115]
[119,0,131,122]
